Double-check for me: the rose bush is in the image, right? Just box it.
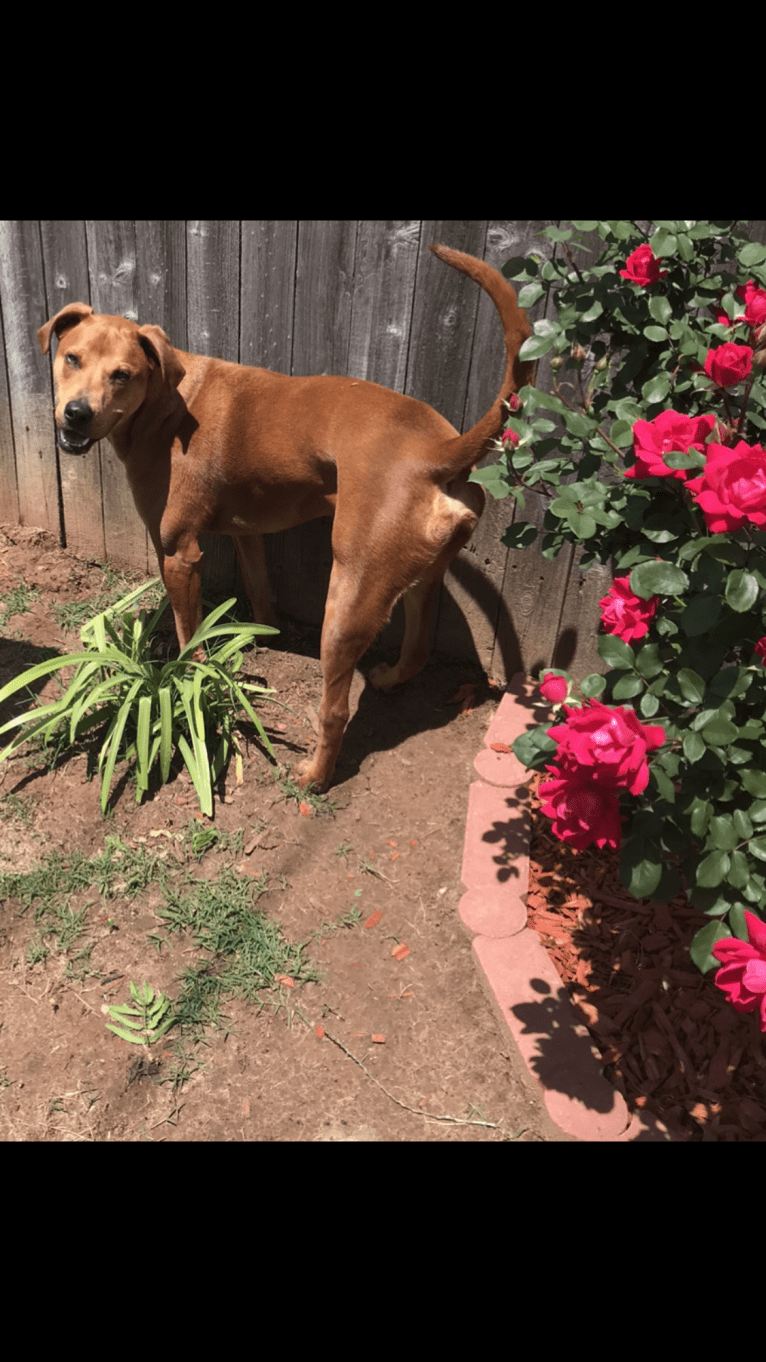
[471,220,766,1004]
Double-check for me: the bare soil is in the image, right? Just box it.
[0,525,559,1142]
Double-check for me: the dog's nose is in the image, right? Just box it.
[64,399,93,429]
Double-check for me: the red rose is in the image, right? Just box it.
[687,440,766,533]
[538,766,623,851]
[624,409,716,482]
[599,576,658,643]
[539,671,567,703]
[547,701,665,796]
[737,281,766,329]
[619,244,667,288]
[501,428,519,448]
[704,342,753,387]
[755,637,766,663]
[711,911,766,1032]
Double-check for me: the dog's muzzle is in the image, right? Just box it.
[57,428,93,455]
[58,398,95,455]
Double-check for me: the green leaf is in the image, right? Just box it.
[135,694,152,799]
[643,325,669,343]
[727,851,751,889]
[630,560,689,598]
[690,921,730,974]
[612,672,644,700]
[648,296,673,326]
[724,569,760,613]
[748,836,766,862]
[742,769,766,797]
[697,849,731,887]
[634,643,663,679]
[641,373,671,404]
[511,728,557,771]
[519,334,557,362]
[700,716,738,746]
[677,668,706,704]
[518,283,544,308]
[597,635,635,669]
[620,843,662,898]
[707,816,739,852]
[683,730,705,764]
[733,809,753,839]
[679,593,722,636]
[579,674,606,698]
[739,241,766,268]
[100,679,143,815]
[159,686,172,783]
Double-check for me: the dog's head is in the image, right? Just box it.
[37,303,185,455]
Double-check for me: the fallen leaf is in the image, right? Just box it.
[274,974,295,988]
[242,1098,251,1117]
[364,910,383,929]
[386,839,398,847]
[371,1034,386,1044]
[489,742,512,754]
[389,851,400,861]
[392,943,411,961]
[299,801,312,817]
[314,1025,325,1039]
[235,753,244,785]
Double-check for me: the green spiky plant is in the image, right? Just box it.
[0,579,279,816]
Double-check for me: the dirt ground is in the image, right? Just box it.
[0,525,564,1142]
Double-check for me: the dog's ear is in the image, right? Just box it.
[138,324,185,389]
[37,302,93,355]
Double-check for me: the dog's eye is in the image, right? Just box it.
[113,370,131,384]
[65,353,79,368]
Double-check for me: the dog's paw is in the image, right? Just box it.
[293,758,327,793]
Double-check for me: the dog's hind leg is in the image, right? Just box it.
[233,532,278,628]
[294,561,407,791]
[369,479,485,691]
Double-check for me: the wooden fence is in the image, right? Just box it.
[1,220,762,682]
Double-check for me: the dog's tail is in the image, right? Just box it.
[426,244,535,480]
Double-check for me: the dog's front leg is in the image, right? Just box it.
[158,538,204,652]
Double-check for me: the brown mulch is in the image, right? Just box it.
[525,775,766,1142]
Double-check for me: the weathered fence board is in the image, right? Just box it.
[2,219,762,684]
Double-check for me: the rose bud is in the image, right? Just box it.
[571,343,587,363]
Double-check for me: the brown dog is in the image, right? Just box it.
[38,245,533,791]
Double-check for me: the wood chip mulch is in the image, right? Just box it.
[524,776,766,1141]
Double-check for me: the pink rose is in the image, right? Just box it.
[711,911,766,1033]
[687,440,766,533]
[501,428,519,448]
[619,244,667,288]
[755,638,766,663]
[539,766,623,851]
[624,409,716,482]
[599,576,658,643]
[704,343,753,387]
[737,281,766,329]
[547,701,665,796]
[539,671,567,704]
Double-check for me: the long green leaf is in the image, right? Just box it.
[100,679,142,813]
[176,732,213,816]
[159,686,173,782]
[135,694,152,799]
[176,599,238,659]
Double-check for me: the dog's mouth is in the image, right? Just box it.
[57,428,94,455]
